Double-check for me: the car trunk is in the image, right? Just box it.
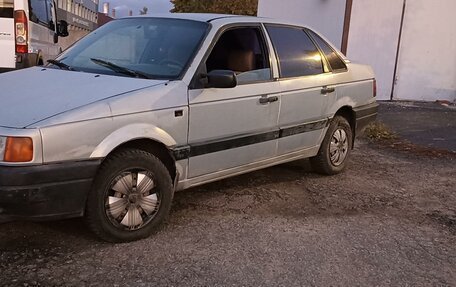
[0,0,15,69]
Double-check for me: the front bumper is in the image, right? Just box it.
[0,159,101,222]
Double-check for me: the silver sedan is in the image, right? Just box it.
[0,13,378,242]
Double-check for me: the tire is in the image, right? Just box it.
[85,149,174,242]
[310,116,353,175]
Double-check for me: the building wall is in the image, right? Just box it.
[346,0,404,100]
[55,0,98,50]
[257,0,346,49]
[393,0,456,102]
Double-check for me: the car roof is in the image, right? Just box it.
[135,13,248,22]
[128,13,348,60]
[133,13,304,26]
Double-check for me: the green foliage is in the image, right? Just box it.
[364,121,397,140]
[170,0,259,16]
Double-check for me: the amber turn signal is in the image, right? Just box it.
[4,137,33,162]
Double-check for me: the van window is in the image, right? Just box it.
[0,0,13,18]
[30,0,51,26]
[266,25,323,78]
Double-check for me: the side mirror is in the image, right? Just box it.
[57,20,69,37]
[206,70,237,88]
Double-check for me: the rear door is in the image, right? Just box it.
[0,0,15,68]
[265,25,330,155]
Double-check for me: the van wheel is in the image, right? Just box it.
[310,116,353,175]
[85,149,174,242]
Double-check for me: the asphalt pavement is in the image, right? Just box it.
[377,101,456,153]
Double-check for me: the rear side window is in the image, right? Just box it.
[306,29,347,71]
[265,25,323,78]
[0,0,13,18]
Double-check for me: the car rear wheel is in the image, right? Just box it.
[310,115,353,175]
[85,149,173,242]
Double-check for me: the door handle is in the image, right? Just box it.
[268,96,279,103]
[259,96,279,104]
[321,86,335,94]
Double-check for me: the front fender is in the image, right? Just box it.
[90,123,177,158]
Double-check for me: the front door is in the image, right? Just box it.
[187,25,281,178]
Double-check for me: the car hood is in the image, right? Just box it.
[0,67,167,128]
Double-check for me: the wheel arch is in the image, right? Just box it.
[108,138,177,181]
[90,124,179,181]
[36,50,44,66]
[334,106,356,144]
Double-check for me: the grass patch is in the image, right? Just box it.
[364,121,397,140]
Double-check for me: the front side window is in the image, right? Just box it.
[205,27,271,84]
[30,0,50,25]
[53,18,209,79]
[306,29,347,71]
[266,25,323,78]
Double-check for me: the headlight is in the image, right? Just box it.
[0,136,33,162]
[0,136,5,160]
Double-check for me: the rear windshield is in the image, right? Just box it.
[0,0,13,18]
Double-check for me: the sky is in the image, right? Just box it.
[100,0,174,17]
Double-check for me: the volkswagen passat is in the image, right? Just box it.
[0,14,378,242]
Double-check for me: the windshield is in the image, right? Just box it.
[0,0,13,18]
[53,18,209,79]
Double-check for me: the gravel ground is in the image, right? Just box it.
[1,140,455,286]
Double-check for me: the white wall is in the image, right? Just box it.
[258,0,346,49]
[393,0,456,102]
[346,0,404,100]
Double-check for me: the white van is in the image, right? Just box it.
[0,0,68,71]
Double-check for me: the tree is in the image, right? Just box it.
[171,0,258,16]
[139,6,149,15]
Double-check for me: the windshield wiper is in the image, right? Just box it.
[90,58,151,79]
[47,59,75,71]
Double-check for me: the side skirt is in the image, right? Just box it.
[176,145,320,191]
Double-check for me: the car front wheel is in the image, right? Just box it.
[310,115,353,175]
[85,149,174,242]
